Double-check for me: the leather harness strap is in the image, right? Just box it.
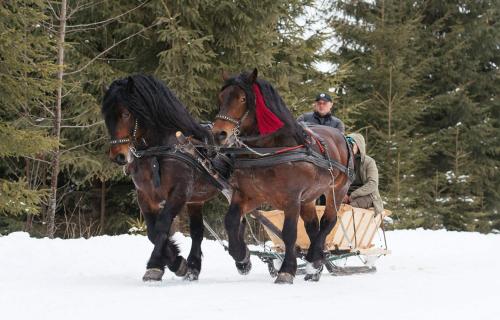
[232,148,353,180]
[133,146,228,191]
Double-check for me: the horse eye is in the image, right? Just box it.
[241,97,246,102]
[122,112,130,119]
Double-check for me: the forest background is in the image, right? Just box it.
[1,0,498,238]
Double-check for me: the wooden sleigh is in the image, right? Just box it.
[248,204,391,276]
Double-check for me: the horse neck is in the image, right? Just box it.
[245,127,299,148]
[141,128,177,148]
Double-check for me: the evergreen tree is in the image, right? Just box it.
[327,0,428,226]
[416,0,500,231]
[327,0,500,231]
[0,1,58,216]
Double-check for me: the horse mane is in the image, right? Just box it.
[223,71,306,145]
[102,74,210,143]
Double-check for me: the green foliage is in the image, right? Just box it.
[0,179,47,215]
[0,124,57,157]
[0,1,57,218]
[328,0,500,232]
[1,0,498,236]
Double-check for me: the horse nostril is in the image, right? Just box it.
[115,153,126,165]
[215,131,227,144]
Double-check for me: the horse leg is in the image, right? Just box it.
[184,203,204,281]
[275,201,300,284]
[143,199,187,281]
[301,201,320,248]
[142,212,175,281]
[304,186,346,282]
[224,192,252,275]
[141,211,165,281]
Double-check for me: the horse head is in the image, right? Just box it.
[212,69,259,146]
[102,74,212,164]
[102,77,146,165]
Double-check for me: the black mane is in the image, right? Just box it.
[223,71,306,145]
[102,74,210,144]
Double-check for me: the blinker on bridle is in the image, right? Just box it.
[109,118,139,146]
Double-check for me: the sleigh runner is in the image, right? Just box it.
[248,204,391,277]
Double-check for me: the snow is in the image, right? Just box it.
[0,229,499,320]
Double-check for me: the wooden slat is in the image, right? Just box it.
[258,205,391,252]
[357,211,375,248]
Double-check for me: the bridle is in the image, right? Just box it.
[109,118,139,146]
[215,107,275,156]
[108,118,146,159]
[214,109,250,137]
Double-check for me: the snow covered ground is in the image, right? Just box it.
[0,229,498,320]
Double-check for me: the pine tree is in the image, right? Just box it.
[327,0,428,226]
[152,0,326,118]
[0,1,58,217]
[415,0,500,231]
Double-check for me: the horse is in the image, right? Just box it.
[211,69,353,284]
[102,74,220,282]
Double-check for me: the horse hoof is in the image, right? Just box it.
[236,259,252,275]
[184,268,200,281]
[304,272,322,282]
[304,261,323,282]
[175,257,188,277]
[142,268,164,282]
[235,248,252,275]
[274,272,294,284]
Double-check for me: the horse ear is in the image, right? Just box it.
[126,76,135,93]
[248,68,258,83]
[221,70,230,81]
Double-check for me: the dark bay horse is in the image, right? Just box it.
[102,74,219,282]
[212,69,352,284]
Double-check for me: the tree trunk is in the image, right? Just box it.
[454,126,459,175]
[396,150,400,208]
[47,0,67,238]
[99,178,106,235]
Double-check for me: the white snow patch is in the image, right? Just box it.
[0,230,498,320]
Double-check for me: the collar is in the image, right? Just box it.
[313,111,332,119]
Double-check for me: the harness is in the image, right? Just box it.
[133,145,231,192]
[213,111,355,182]
[108,121,233,200]
[218,140,354,180]
[110,112,354,203]
[214,80,354,182]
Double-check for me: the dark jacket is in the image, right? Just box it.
[347,133,384,215]
[297,111,345,134]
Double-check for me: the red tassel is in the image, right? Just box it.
[253,83,284,135]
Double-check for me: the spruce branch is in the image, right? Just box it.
[66,0,150,29]
[61,137,105,154]
[65,22,159,76]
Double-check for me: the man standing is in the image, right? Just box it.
[344,133,384,215]
[297,92,345,134]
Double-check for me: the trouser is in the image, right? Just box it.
[350,194,373,209]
